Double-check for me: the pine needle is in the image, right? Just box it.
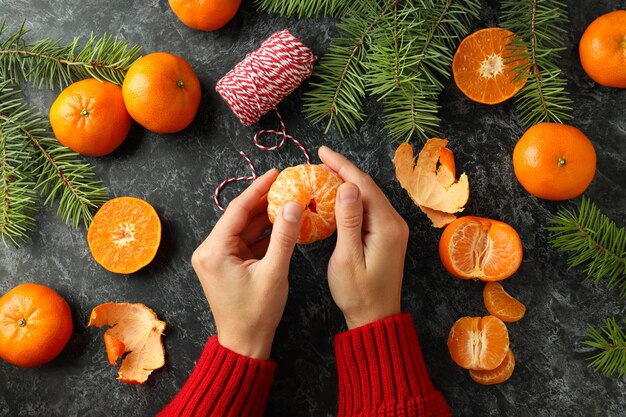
[501,0,573,126]
[0,20,142,89]
[546,197,626,296]
[0,83,108,234]
[0,83,38,246]
[582,318,626,378]
[304,0,388,136]
[254,0,353,18]
[303,0,480,140]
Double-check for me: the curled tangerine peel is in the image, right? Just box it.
[439,216,523,281]
[267,164,343,244]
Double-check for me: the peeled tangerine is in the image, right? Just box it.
[267,164,343,244]
[439,216,523,281]
[88,302,166,384]
[448,316,509,371]
[394,139,469,228]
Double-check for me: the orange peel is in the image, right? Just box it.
[88,302,166,384]
[394,139,469,227]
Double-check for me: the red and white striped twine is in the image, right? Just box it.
[213,30,316,211]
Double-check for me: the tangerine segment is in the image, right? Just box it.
[267,165,343,244]
[447,316,510,371]
[483,282,526,323]
[439,216,523,281]
[87,197,161,274]
[453,28,529,104]
[469,349,515,385]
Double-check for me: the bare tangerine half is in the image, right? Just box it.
[267,164,343,244]
[447,315,510,371]
[453,28,529,104]
[439,216,523,281]
[87,197,161,274]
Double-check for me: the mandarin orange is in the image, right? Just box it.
[579,10,626,88]
[513,123,596,200]
[439,216,523,282]
[169,0,241,31]
[49,78,132,156]
[87,197,161,274]
[0,283,73,367]
[447,315,510,371]
[267,164,343,244]
[122,52,201,133]
[452,28,528,104]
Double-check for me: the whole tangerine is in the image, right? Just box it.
[122,52,201,133]
[0,283,73,368]
[579,10,626,88]
[169,0,241,31]
[267,164,343,244]
[49,78,132,156]
[513,123,596,200]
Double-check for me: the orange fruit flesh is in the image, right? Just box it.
[483,282,526,322]
[267,165,343,244]
[470,348,515,385]
[87,197,161,274]
[453,28,528,104]
[447,315,510,371]
[104,333,126,365]
[440,216,523,281]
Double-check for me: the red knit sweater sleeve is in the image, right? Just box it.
[157,336,276,417]
[334,313,451,417]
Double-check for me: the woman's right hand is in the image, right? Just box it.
[318,146,409,330]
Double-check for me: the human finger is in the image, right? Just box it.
[259,202,303,278]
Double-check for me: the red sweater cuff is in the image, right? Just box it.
[158,336,276,417]
[334,313,451,417]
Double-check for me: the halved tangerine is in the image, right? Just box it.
[87,197,161,274]
[483,282,526,322]
[267,164,343,244]
[439,216,523,281]
[452,28,529,104]
[447,315,510,371]
[469,348,515,385]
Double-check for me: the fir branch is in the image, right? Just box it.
[304,0,389,136]
[0,20,142,89]
[501,0,573,126]
[582,318,626,378]
[546,197,626,296]
[254,0,353,18]
[0,85,108,229]
[0,84,38,246]
[369,0,481,141]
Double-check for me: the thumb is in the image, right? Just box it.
[261,202,303,277]
[334,182,364,259]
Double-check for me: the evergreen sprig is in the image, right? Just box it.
[582,318,626,378]
[0,82,108,245]
[501,0,573,126]
[546,197,626,296]
[0,85,39,246]
[254,0,353,18]
[303,0,480,140]
[0,20,142,89]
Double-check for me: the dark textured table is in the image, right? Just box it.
[0,0,625,416]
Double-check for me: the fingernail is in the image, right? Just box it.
[339,184,359,204]
[282,202,303,223]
